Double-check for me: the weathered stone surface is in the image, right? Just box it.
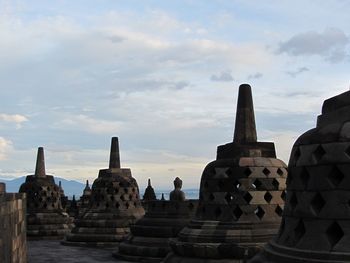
[115,177,198,262]
[62,137,145,247]
[19,147,73,240]
[164,84,287,262]
[251,89,350,262]
[0,183,27,263]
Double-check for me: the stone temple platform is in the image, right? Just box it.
[28,240,132,263]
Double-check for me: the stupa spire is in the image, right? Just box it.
[109,137,121,169]
[233,84,257,143]
[35,147,46,177]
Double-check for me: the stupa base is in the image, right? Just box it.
[250,241,350,263]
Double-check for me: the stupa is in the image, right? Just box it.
[78,180,92,217]
[251,90,350,262]
[115,177,198,262]
[19,147,73,239]
[164,84,287,262]
[59,181,68,209]
[62,137,145,247]
[143,178,157,201]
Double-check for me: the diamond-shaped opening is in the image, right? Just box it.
[263,168,271,176]
[233,206,243,220]
[252,179,262,190]
[290,192,298,210]
[225,193,233,203]
[209,193,215,201]
[115,202,120,208]
[345,146,350,158]
[294,220,306,243]
[225,168,233,176]
[272,178,280,190]
[255,206,265,220]
[215,207,222,218]
[204,181,209,189]
[277,168,284,176]
[275,205,283,217]
[218,179,225,189]
[264,192,273,203]
[300,167,310,188]
[328,166,344,187]
[125,202,129,209]
[244,168,252,177]
[313,145,326,162]
[310,192,326,215]
[234,180,241,189]
[326,221,344,248]
[243,192,253,204]
[281,190,286,201]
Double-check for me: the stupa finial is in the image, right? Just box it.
[35,147,46,177]
[109,137,121,169]
[233,84,257,143]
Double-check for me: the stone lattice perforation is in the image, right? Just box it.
[197,162,287,222]
[287,164,350,191]
[291,142,350,167]
[277,142,350,253]
[90,176,143,211]
[284,189,350,219]
[20,183,62,210]
[277,216,346,251]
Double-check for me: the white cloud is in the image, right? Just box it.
[0,113,28,129]
[0,137,13,160]
[54,114,124,135]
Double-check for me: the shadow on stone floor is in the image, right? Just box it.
[28,240,132,263]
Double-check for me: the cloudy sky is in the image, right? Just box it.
[0,0,349,191]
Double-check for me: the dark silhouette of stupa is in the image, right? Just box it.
[62,137,145,247]
[164,84,287,262]
[251,89,350,262]
[19,147,73,239]
[143,178,157,201]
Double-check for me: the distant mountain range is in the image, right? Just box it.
[0,176,199,200]
[0,176,86,197]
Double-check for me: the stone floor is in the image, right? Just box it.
[28,240,132,263]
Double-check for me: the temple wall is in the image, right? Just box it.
[0,183,27,263]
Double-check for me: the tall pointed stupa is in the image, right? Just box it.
[143,178,157,201]
[251,89,350,262]
[78,180,92,217]
[19,147,73,239]
[164,84,287,262]
[62,137,145,247]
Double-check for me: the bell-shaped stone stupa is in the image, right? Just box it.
[164,84,288,262]
[62,137,145,247]
[251,89,350,262]
[115,177,198,262]
[19,147,73,239]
